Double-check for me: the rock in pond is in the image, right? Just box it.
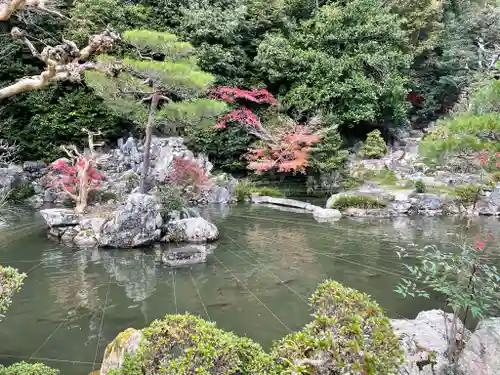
[98,193,162,248]
[100,328,144,375]
[39,208,81,227]
[161,244,214,267]
[458,318,500,375]
[312,207,342,222]
[390,309,469,375]
[163,217,218,243]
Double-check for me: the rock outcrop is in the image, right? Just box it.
[163,217,219,243]
[100,328,144,375]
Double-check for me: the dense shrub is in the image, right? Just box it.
[109,313,274,375]
[271,280,404,375]
[453,184,481,206]
[489,172,500,187]
[0,266,26,321]
[360,130,388,159]
[331,195,386,210]
[234,179,255,202]
[414,179,427,193]
[154,185,186,215]
[0,362,59,375]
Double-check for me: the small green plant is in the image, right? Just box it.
[374,168,398,185]
[0,266,26,322]
[395,238,500,367]
[250,186,283,197]
[6,184,35,203]
[0,362,59,375]
[360,129,387,159]
[273,280,404,375]
[488,171,500,187]
[123,171,140,192]
[234,179,255,202]
[155,185,186,215]
[414,179,427,193]
[453,184,481,205]
[331,195,386,210]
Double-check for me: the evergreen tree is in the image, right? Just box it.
[85,30,226,192]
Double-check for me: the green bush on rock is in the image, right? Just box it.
[331,195,386,210]
[0,362,59,375]
[271,280,404,375]
[360,130,387,159]
[453,184,481,206]
[414,179,427,193]
[109,313,273,375]
[0,265,26,321]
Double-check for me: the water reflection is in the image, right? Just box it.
[0,207,499,375]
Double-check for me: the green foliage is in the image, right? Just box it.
[272,280,404,375]
[360,130,388,159]
[65,0,151,46]
[419,114,500,170]
[453,184,481,205]
[373,168,398,186]
[0,85,126,161]
[255,0,410,130]
[0,266,26,321]
[251,186,283,197]
[395,240,500,363]
[414,179,427,193]
[488,172,500,187]
[0,362,59,375]
[185,124,253,174]
[7,183,35,203]
[309,127,348,174]
[468,78,500,115]
[110,313,273,375]
[234,179,255,202]
[331,195,386,210]
[155,185,186,215]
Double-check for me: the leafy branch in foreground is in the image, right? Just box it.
[395,239,500,366]
[0,265,26,322]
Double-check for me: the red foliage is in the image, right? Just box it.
[209,87,278,105]
[50,157,104,195]
[210,86,277,130]
[215,107,262,130]
[407,92,423,105]
[246,125,321,174]
[166,157,210,191]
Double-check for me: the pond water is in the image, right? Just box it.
[1,204,499,375]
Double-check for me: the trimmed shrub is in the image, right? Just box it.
[155,185,186,215]
[331,195,386,210]
[251,186,283,197]
[109,313,274,375]
[271,280,404,375]
[360,130,387,159]
[0,362,59,375]
[414,179,427,193]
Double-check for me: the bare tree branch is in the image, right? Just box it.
[0,28,120,100]
[0,0,62,21]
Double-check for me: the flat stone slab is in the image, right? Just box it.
[39,208,81,227]
[251,196,316,211]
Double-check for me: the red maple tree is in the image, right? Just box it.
[246,125,321,174]
[166,157,210,199]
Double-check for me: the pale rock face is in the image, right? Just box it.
[163,217,219,243]
[39,208,81,227]
[99,328,144,375]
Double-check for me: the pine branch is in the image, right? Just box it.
[0,28,120,100]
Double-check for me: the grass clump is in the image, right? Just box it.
[453,184,481,205]
[414,179,427,193]
[234,179,255,202]
[251,186,283,197]
[331,195,386,210]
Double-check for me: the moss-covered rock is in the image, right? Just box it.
[101,328,144,375]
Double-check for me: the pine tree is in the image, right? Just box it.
[85,29,226,192]
[360,129,388,159]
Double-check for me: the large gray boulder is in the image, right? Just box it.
[458,318,500,375]
[100,328,144,375]
[98,193,162,248]
[475,185,500,216]
[390,310,469,375]
[163,217,218,243]
[39,208,81,227]
[409,194,444,215]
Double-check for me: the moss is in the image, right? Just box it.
[105,328,137,358]
[331,195,386,210]
[360,130,387,159]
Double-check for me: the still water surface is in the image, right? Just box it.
[1,205,499,375]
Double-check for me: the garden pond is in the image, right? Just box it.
[1,204,500,375]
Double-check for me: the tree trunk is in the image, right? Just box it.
[140,92,159,193]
